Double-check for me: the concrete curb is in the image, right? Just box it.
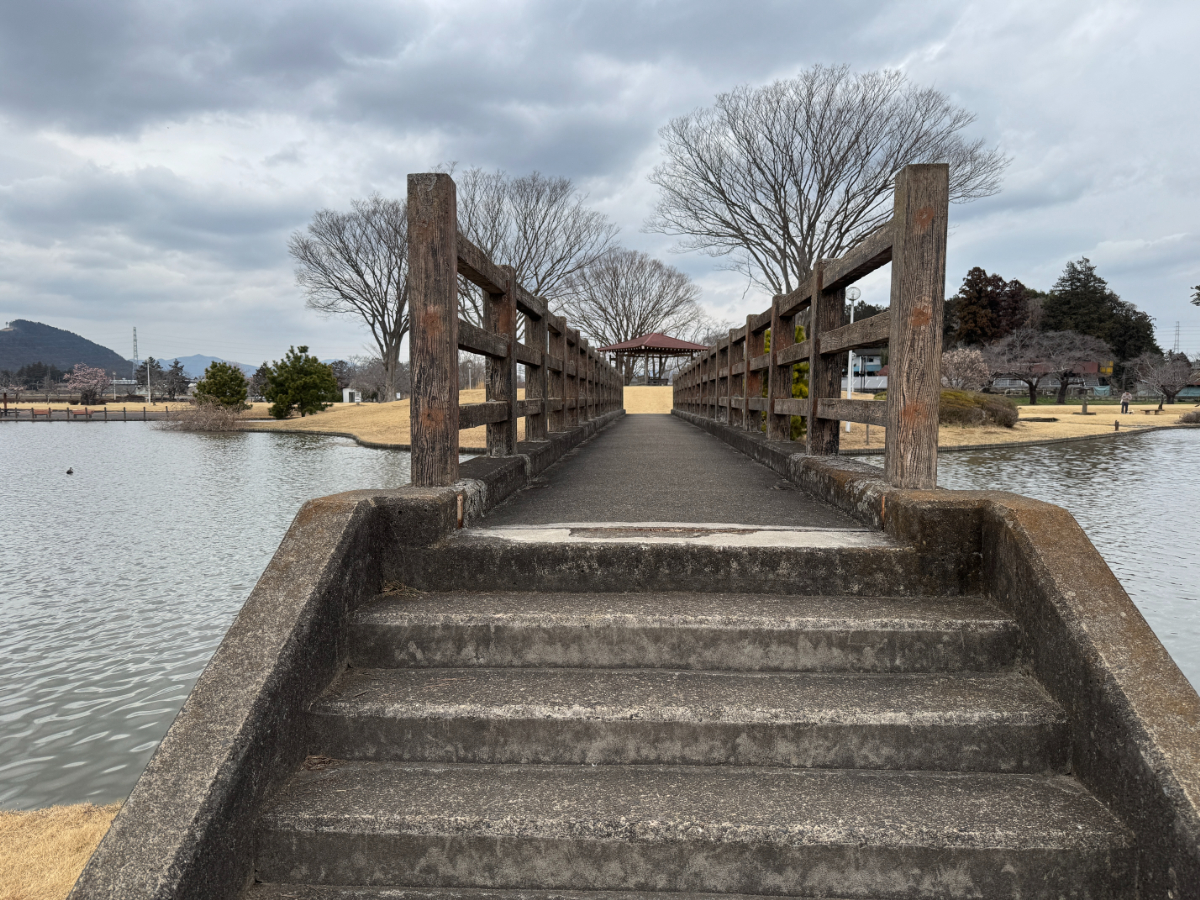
[672,408,1200,898]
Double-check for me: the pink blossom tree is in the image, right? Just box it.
[65,364,112,405]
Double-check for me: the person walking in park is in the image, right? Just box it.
[1121,390,1132,414]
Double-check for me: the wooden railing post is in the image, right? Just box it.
[407,172,459,486]
[746,316,764,432]
[768,293,795,442]
[527,309,548,442]
[885,164,949,489]
[808,262,844,456]
[486,265,518,457]
[565,329,579,427]
[549,315,566,432]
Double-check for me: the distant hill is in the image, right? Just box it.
[173,355,257,379]
[0,320,130,374]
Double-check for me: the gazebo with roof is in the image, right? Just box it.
[596,332,709,385]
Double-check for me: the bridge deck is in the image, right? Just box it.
[485,413,859,528]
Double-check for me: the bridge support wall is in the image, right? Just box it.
[672,407,1200,899]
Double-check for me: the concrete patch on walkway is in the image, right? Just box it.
[476,521,892,549]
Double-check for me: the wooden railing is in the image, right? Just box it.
[673,164,949,489]
[407,172,623,487]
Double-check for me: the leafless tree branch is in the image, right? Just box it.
[646,65,1009,296]
[288,194,409,400]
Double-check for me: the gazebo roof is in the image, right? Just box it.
[596,332,709,353]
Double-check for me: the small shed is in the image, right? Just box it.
[342,388,362,404]
[596,332,709,385]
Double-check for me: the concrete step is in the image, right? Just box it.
[309,668,1067,773]
[391,530,968,597]
[246,888,861,900]
[350,592,1017,673]
[255,762,1135,899]
[245,888,861,900]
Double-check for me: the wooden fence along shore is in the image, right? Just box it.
[0,406,168,421]
[406,172,623,486]
[673,163,949,489]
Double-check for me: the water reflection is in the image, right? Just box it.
[0,424,413,809]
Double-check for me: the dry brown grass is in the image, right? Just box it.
[0,803,117,900]
[836,401,1193,451]
[623,386,674,414]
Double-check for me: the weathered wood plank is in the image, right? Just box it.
[885,164,948,489]
[458,319,508,360]
[407,173,459,486]
[777,273,818,317]
[816,398,886,427]
[731,361,746,376]
[748,353,771,372]
[777,340,811,367]
[545,354,563,373]
[750,309,773,332]
[513,340,543,367]
[822,221,894,294]
[456,233,505,294]
[459,401,510,430]
[773,397,810,416]
[517,398,544,417]
[747,397,769,411]
[525,308,548,441]
[820,311,891,355]
[514,283,547,321]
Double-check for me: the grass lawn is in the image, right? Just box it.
[0,803,118,900]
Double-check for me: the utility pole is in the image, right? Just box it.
[132,328,139,398]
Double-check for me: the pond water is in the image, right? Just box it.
[0,423,1196,810]
[0,424,414,809]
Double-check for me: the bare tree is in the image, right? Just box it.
[1042,331,1112,404]
[288,195,409,401]
[941,347,991,390]
[567,248,702,384]
[647,65,1009,296]
[986,329,1109,405]
[453,167,619,324]
[1132,352,1194,408]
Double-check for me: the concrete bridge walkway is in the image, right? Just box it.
[486,413,859,529]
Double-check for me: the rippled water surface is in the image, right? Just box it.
[928,429,1198,689]
[0,424,414,809]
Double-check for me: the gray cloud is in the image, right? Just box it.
[1,0,1198,363]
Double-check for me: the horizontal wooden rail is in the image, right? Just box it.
[821,221,893,295]
[672,164,949,490]
[816,398,886,427]
[819,311,891,356]
[459,320,508,359]
[409,172,624,486]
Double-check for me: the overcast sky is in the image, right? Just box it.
[2,0,1198,366]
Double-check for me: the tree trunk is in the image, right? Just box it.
[1027,382,1038,405]
[1055,377,1069,404]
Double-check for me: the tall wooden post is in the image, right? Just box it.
[768,293,795,442]
[885,164,949,489]
[527,310,548,441]
[565,329,579,427]
[407,173,459,486]
[486,265,518,457]
[746,316,764,432]
[808,262,844,456]
[549,315,566,432]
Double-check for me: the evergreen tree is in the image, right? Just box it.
[1042,258,1159,363]
[195,361,249,409]
[944,267,1030,346]
[263,346,339,419]
[161,359,190,401]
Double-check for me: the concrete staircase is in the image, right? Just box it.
[245,538,1135,899]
